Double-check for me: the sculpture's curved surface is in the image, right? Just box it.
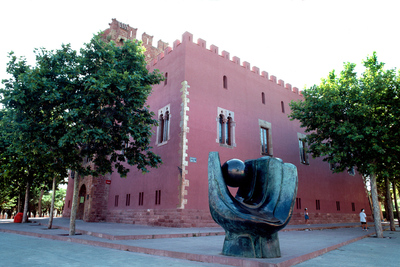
[208,152,298,258]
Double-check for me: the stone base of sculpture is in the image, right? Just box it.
[223,232,280,258]
[208,152,298,258]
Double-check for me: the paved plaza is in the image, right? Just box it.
[0,218,398,266]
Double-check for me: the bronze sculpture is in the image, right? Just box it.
[208,152,298,258]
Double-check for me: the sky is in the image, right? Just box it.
[1,0,399,90]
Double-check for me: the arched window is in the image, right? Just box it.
[157,105,171,145]
[163,111,169,142]
[217,108,235,147]
[262,92,265,104]
[219,114,224,143]
[164,72,168,86]
[223,75,228,89]
[158,114,164,143]
[226,116,232,145]
[281,101,285,113]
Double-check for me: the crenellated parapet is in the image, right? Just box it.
[149,31,302,95]
[103,19,301,95]
[103,19,169,64]
[103,18,137,45]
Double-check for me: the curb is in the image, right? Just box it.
[0,225,374,267]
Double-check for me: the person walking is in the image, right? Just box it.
[359,208,368,231]
[304,208,309,225]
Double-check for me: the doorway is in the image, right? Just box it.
[77,184,86,220]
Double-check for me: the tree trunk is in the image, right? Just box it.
[17,194,21,213]
[385,176,395,231]
[383,200,389,221]
[48,177,57,229]
[38,187,44,217]
[22,179,30,223]
[393,182,400,227]
[69,172,79,236]
[370,173,384,237]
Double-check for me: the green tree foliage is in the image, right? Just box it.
[0,187,17,212]
[289,53,400,237]
[41,187,66,215]
[1,33,163,233]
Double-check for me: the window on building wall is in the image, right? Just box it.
[138,192,144,206]
[260,127,270,155]
[164,72,168,86]
[296,198,302,209]
[223,75,228,89]
[225,116,232,145]
[336,201,341,211]
[299,139,308,164]
[217,108,236,147]
[262,92,265,104]
[316,199,321,210]
[126,194,131,206]
[351,202,355,212]
[281,101,285,113]
[157,105,170,145]
[68,200,71,209]
[155,190,161,205]
[348,167,355,176]
[298,133,309,165]
[115,195,119,207]
[259,119,272,156]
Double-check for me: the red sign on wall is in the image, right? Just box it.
[105,180,111,184]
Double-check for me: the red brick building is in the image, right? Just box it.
[63,19,371,227]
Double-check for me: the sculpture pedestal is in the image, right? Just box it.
[223,232,281,258]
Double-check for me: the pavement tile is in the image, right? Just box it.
[0,218,391,267]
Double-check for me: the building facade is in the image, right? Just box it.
[62,19,371,227]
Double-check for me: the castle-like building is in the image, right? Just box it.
[62,19,370,227]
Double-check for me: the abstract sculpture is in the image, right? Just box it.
[208,152,298,258]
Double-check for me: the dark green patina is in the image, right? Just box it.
[208,152,298,258]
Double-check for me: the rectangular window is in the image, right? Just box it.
[336,201,341,211]
[297,133,308,164]
[138,192,144,206]
[259,119,272,156]
[260,127,270,155]
[281,101,285,113]
[155,190,161,205]
[351,202,355,212]
[299,139,309,164]
[126,194,131,206]
[115,195,119,207]
[68,200,71,208]
[316,199,321,210]
[296,198,302,209]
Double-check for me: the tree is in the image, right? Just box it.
[1,33,164,234]
[289,53,400,237]
[0,56,67,223]
[42,187,66,215]
[393,180,400,227]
